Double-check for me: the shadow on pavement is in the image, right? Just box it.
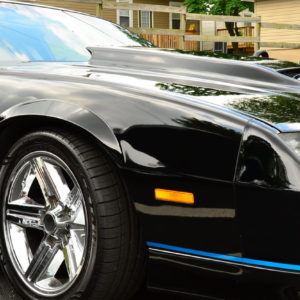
[0,270,191,300]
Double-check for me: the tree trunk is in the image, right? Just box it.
[225,22,239,54]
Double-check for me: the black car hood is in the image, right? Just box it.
[2,46,300,132]
[88,47,300,92]
[87,47,300,130]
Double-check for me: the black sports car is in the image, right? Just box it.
[1,1,300,300]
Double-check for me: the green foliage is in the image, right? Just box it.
[184,0,254,16]
[228,94,300,124]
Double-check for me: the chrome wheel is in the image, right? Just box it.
[3,151,87,297]
[1,130,146,300]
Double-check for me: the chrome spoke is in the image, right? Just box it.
[65,186,84,221]
[63,229,85,279]
[31,157,70,205]
[5,152,88,295]
[20,164,36,197]
[63,242,78,280]
[70,228,85,254]
[6,197,44,230]
[25,236,60,283]
[44,250,65,279]
[65,185,81,208]
[8,223,33,273]
[70,223,85,230]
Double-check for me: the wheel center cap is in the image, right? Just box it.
[44,213,56,234]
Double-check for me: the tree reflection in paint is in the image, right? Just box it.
[228,94,300,124]
[156,82,300,124]
[156,83,241,96]
[166,49,300,70]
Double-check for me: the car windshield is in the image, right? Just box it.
[0,2,152,62]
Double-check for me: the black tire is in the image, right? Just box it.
[0,129,146,300]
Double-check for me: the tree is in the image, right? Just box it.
[184,0,254,54]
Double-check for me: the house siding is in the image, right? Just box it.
[255,0,300,62]
[33,0,176,28]
[33,1,98,16]
[102,8,117,23]
[30,0,117,21]
[133,0,172,29]
[256,0,300,43]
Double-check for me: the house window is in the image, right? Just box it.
[169,2,182,29]
[117,0,133,28]
[139,11,153,28]
[119,10,130,27]
[214,42,227,53]
[171,13,180,29]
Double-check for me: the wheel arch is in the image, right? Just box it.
[0,106,146,300]
[0,99,124,167]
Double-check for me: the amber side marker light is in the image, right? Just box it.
[154,188,195,205]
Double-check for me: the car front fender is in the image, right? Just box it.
[0,99,122,155]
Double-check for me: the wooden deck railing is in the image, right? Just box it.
[17,0,300,50]
[217,27,255,54]
[100,1,260,50]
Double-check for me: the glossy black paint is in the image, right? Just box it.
[1,2,300,298]
[236,121,300,266]
[0,61,298,298]
[148,249,300,300]
[123,171,240,254]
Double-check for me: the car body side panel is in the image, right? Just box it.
[119,109,245,254]
[147,248,300,299]
[0,72,247,256]
[144,121,300,297]
[236,120,300,266]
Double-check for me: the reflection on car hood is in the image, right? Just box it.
[87,47,300,91]
[2,46,300,132]
[165,49,300,70]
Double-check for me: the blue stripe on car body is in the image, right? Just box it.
[147,241,300,271]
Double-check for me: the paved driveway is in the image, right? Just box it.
[0,270,191,300]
